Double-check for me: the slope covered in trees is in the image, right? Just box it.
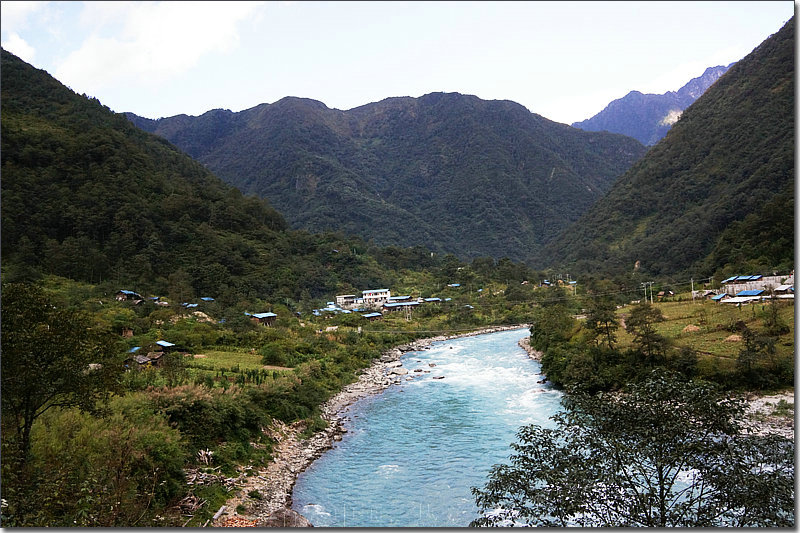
[1,48,422,301]
[545,18,794,279]
[126,92,647,264]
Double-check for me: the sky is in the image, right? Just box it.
[1,1,794,124]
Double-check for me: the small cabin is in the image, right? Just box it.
[116,289,143,301]
[250,312,277,326]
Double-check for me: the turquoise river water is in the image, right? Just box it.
[291,328,564,527]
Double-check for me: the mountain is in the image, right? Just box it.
[0,48,412,300]
[545,18,794,279]
[572,64,732,145]
[126,93,647,265]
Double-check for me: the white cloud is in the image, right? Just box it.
[55,1,264,91]
[0,0,46,33]
[1,32,36,62]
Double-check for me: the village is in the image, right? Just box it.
[112,271,793,370]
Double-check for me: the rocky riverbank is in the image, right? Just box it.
[517,334,542,361]
[213,325,528,527]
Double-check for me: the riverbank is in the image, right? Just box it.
[214,325,529,527]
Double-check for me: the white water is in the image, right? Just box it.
[291,328,564,527]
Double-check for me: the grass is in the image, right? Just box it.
[184,348,293,372]
[614,298,794,362]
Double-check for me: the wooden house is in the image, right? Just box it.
[250,312,277,326]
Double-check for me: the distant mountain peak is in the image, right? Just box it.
[572,63,733,145]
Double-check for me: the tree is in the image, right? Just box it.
[624,302,667,366]
[584,296,619,349]
[1,283,122,461]
[472,370,794,527]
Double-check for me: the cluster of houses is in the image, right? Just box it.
[312,286,469,321]
[696,273,794,305]
[116,288,279,368]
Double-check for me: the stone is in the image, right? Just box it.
[258,508,313,527]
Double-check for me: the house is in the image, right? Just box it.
[657,290,674,301]
[387,295,412,303]
[447,283,461,288]
[382,301,420,312]
[721,274,789,295]
[362,289,391,307]
[711,293,730,303]
[736,289,765,298]
[200,297,215,302]
[693,290,717,300]
[250,312,277,326]
[423,297,442,304]
[116,289,143,301]
[362,312,383,321]
[156,340,177,350]
[336,294,358,308]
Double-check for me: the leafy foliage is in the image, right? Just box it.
[546,18,794,278]
[128,93,646,264]
[472,370,794,527]
[1,283,123,459]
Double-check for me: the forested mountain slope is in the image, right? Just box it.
[544,18,794,279]
[127,92,647,264]
[0,49,413,301]
[572,64,731,145]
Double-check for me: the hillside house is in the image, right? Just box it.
[382,301,420,312]
[362,312,383,321]
[336,294,358,308]
[250,312,277,326]
[363,289,391,307]
[721,274,791,295]
[116,289,143,301]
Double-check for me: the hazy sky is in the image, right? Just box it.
[1,1,793,124]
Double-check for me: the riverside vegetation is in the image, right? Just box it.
[1,18,794,528]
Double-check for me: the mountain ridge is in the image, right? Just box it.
[572,64,732,145]
[547,17,794,279]
[126,91,647,264]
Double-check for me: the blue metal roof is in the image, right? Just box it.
[156,340,175,347]
[118,289,139,295]
[252,312,277,319]
[721,276,738,283]
[711,294,728,301]
[736,289,764,297]
[424,297,442,302]
[128,346,141,353]
[383,301,421,308]
[200,297,215,301]
[447,283,461,287]
[362,312,382,318]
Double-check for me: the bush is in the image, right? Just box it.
[3,400,186,527]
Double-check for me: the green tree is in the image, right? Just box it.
[472,370,794,527]
[1,283,122,461]
[625,302,667,366]
[583,296,619,349]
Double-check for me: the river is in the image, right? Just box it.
[291,328,564,527]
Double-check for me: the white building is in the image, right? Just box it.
[362,289,391,307]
